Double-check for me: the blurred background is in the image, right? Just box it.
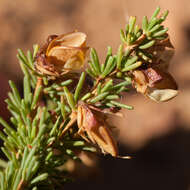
[0,0,190,189]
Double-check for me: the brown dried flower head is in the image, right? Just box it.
[77,102,118,157]
[35,32,88,78]
[133,68,178,102]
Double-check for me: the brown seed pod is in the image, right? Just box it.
[132,67,178,102]
[35,32,88,79]
[77,102,118,157]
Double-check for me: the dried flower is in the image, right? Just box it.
[133,67,178,102]
[35,32,88,78]
[77,102,118,157]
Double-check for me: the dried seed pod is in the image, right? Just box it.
[77,102,118,157]
[145,68,178,102]
[132,67,178,102]
[35,32,88,78]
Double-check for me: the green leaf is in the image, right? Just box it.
[125,24,129,34]
[10,117,17,126]
[18,49,28,64]
[30,161,40,177]
[9,80,21,105]
[150,7,160,21]
[152,28,168,37]
[161,10,169,21]
[24,76,31,105]
[111,80,131,90]
[122,61,142,72]
[3,129,18,147]
[117,44,123,69]
[33,44,39,59]
[27,50,35,69]
[134,25,140,35]
[0,171,5,190]
[90,92,109,103]
[59,100,66,119]
[1,147,11,161]
[43,77,48,86]
[101,56,116,78]
[139,40,155,49]
[90,48,101,74]
[124,56,138,67]
[82,146,97,152]
[128,16,136,33]
[106,95,119,100]
[87,61,98,76]
[11,152,18,168]
[64,87,76,110]
[39,108,46,129]
[81,93,92,101]
[120,29,126,43]
[12,168,22,190]
[126,33,131,45]
[142,16,148,31]
[45,151,53,162]
[31,86,42,110]
[136,31,142,39]
[103,46,113,72]
[17,52,34,72]
[148,17,158,30]
[25,157,37,181]
[101,79,113,93]
[6,162,14,188]
[0,117,15,134]
[97,82,102,94]
[107,46,112,56]
[86,68,96,78]
[22,147,36,173]
[138,51,152,62]
[32,124,46,146]
[116,86,127,94]
[72,141,85,146]
[50,116,61,136]
[107,58,116,75]
[31,173,48,184]
[20,62,30,78]
[149,24,162,33]
[74,72,86,102]
[60,79,73,86]
[110,101,133,110]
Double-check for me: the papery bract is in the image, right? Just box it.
[35,32,88,78]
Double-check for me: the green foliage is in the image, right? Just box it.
[0,48,95,189]
[119,7,169,71]
[0,7,171,189]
